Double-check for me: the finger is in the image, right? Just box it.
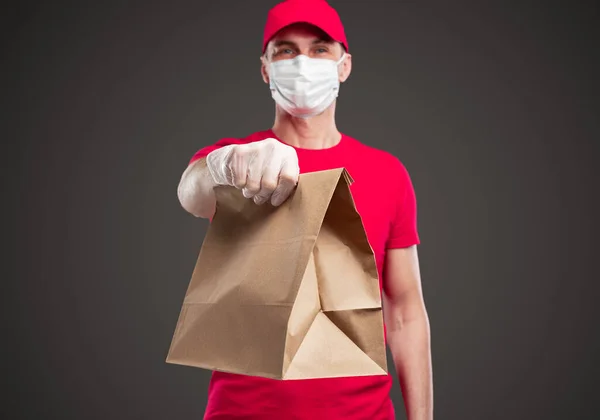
[253,162,280,205]
[271,159,299,206]
[230,147,250,189]
[242,150,265,198]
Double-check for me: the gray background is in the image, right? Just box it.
[5,0,599,419]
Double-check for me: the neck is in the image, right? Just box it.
[271,102,341,149]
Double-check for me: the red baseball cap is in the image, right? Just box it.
[262,0,348,54]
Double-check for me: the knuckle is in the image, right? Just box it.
[231,146,247,160]
[261,181,278,192]
[245,179,260,192]
[265,138,286,153]
[283,143,297,154]
[283,151,299,164]
[279,172,298,185]
[261,141,277,154]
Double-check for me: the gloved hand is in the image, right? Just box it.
[206,138,300,206]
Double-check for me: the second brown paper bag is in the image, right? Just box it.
[166,167,388,380]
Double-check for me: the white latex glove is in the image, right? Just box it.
[206,138,300,206]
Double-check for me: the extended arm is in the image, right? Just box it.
[177,138,300,219]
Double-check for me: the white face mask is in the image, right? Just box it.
[268,53,346,119]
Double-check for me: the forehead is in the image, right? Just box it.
[270,22,333,44]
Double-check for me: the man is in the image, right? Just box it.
[177,0,433,419]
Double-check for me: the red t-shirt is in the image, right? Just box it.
[188,129,420,420]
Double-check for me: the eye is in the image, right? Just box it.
[315,47,328,54]
[276,48,294,56]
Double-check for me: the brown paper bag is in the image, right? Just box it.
[166,168,387,380]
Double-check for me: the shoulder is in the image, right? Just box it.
[342,133,409,176]
[188,130,272,164]
[212,129,273,147]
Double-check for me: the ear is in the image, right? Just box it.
[339,53,352,83]
[260,55,269,84]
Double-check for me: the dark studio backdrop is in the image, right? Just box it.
[5,0,599,419]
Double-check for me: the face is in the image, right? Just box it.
[261,22,352,84]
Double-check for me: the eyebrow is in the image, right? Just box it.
[272,38,334,48]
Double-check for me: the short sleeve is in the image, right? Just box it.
[386,158,421,249]
[188,137,243,165]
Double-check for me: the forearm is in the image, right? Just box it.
[387,311,433,420]
[177,158,217,219]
